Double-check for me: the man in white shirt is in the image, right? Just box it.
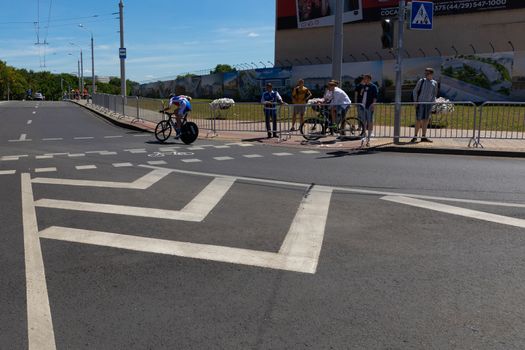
[327,80,351,126]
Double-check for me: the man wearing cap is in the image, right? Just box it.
[327,80,352,131]
[412,67,438,142]
[261,83,285,138]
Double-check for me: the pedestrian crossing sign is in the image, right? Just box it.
[410,1,433,30]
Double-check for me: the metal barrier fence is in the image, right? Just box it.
[88,94,525,146]
[477,102,525,146]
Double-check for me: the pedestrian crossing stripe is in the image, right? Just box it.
[413,4,430,25]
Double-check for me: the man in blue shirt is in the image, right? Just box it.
[261,83,285,138]
[355,74,378,146]
[160,94,192,138]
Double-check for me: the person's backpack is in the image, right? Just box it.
[414,79,424,102]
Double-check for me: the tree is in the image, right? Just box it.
[211,64,236,74]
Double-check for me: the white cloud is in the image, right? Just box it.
[248,32,260,38]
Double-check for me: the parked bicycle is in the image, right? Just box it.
[154,111,199,144]
[299,104,365,141]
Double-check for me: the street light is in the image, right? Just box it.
[79,24,96,94]
[70,42,84,96]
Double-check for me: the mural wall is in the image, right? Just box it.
[135,51,525,103]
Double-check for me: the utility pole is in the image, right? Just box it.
[91,34,95,94]
[394,0,406,144]
[119,0,126,96]
[331,0,344,82]
[77,59,81,94]
[80,50,84,96]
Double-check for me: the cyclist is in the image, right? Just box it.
[160,94,192,138]
[327,80,351,135]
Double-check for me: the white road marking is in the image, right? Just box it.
[35,168,57,173]
[44,153,67,156]
[37,183,331,274]
[35,177,235,222]
[159,146,181,152]
[36,155,53,159]
[32,111,37,114]
[74,137,95,140]
[300,150,320,154]
[112,162,133,167]
[68,153,85,158]
[104,135,123,139]
[42,138,63,141]
[243,154,264,158]
[382,196,525,229]
[9,134,32,142]
[214,156,234,161]
[100,151,117,156]
[147,160,167,165]
[141,165,525,209]
[272,152,293,156]
[0,170,16,175]
[213,145,230,149]
[125,148,147,154]
[1,155,28,161]
[32,168,172,189]
[225,142,254,147]
[132,134,150,137]
[181,159,202,163]
[27,120,33,125]
[187,146,204,150]
[21,174,57,350]
[75,165,97,170]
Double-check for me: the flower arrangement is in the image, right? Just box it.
[432,97,455,114]
[210,98,235,110]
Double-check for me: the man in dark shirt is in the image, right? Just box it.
[354,74,378,146]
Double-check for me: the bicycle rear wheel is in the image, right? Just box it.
[300,118,325,140]
[155,120,172,143]
[180,122,199,144]
[340,117,365,139]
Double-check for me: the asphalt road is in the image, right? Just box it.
[1,101,525,349]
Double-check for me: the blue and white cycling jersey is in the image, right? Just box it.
[169,96,192,116]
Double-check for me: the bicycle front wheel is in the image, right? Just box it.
[154,120,172,143]
[340,117,365,139]
[300,118,325,140]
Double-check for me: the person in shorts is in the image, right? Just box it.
[290,79,312,131]
[412,67,438,143]
[355,74,378,146]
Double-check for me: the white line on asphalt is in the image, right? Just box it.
[35,155,53,159]
[73,137,95,140]
[100,151,118,156]
[1,155,28,161]
[42,138,63,141]
[39,226,314,273]
[125,148,147,154]
[21,173,57,350]
[32,111,36,114]
[140,165,525,208]
[300,150,320,154]
[44,153,67,156]
[213,145,230,149]
[213,156,234,161]
[35,168,57,173]
[75,165,97,170]
[9,134,32,142]
[243,154,264,158]
[272,152,294,156]
[279,186,332,272]
[68,153,85,158]
[225,142,254,147]
[159,146,181,152]
[35,177,235,222]
[132,134,150,137]
[0,170,16,175]
[147,160,167,165]
[32,168,172,189]
[104,135,123,139]
[112,162,133,167]
[27,120,33,125]
[187,146,204,150]
[381,196,525,229]
[181,159,202,163]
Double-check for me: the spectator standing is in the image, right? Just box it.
[412,68,438,142]
[291,79,312,131]
[355,74,378,146]
[261,83,285,138]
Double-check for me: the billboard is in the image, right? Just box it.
[277,0,525,30]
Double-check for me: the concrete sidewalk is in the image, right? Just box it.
[74,99,525,157]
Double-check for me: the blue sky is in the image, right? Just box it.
[0,0,276,82]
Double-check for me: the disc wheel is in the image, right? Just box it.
[154,120,172,143]
[180,122,199,144]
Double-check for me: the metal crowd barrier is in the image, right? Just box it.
[476,102,525,147]
[87,94,525,147]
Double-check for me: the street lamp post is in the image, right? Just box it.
[70,42,84,97]
[119,0,126,96]
[79,24,96,94]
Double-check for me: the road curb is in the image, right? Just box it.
[375,145,525,158]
